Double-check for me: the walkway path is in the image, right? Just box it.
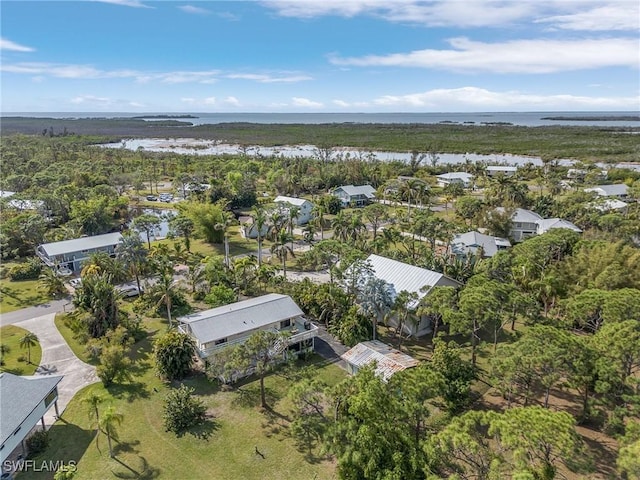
[17,313,98,427]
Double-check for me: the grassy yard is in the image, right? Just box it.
[25,315,344,480]
[0,325,42,375]
[0,275,51,314]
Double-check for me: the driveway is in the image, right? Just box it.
[0,298,73,327]
[17,313,98,427]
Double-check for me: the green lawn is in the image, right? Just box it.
[0,276,51,314]
[0,325,42,375]
[25,315,344,480]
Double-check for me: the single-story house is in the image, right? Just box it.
[363,254,461,337]
[6,199,46,212]
[239,215,269,240]
[273,196,314,225]
[177,293,318,360]
[332,184,376,207]
[536,218,582,235]
[341,341,419,382]
[1,373,62,464]
[36,232,123,273]
[486,165,517,177]
[435,172,473,188]
[590,198,629,213]
[451,231,511,258]
[0,190,16,199]
[584,184,629,198]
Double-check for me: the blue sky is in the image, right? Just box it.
[1,0,639,112]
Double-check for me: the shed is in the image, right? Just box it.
[341,341,419,382]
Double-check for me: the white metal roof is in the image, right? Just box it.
[494,207,543,224]
[584,184,629,197]
[591,199,629,211]
[487,165,518,172]
[177,293,304,344]
[341,340,419,382]
[366,254,460,307]
[274,196,311,207]
[39,232,124,257]
[0,190,16,198]
[536,218,582,234]
[0,373,63,445]
[334,185,376,198]
[436,172,473,181]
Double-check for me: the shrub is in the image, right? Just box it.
[8,258,42,281]
[204,284,236,307]
[153,330,196,381]
[26,430,49,456]
[163,384,207,436]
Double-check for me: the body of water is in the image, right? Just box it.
[101,138,571,167]
[7,111,640,128]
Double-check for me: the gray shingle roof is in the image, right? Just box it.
[39,232,123,257]
[0,373,62,445]
[177,294,304,344]
[436,172,473,181]
[452,231,511,257]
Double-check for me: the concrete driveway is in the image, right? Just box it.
[17,313,98,426]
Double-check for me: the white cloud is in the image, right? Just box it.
[0,62,222,83]
[537,3,639,31]
[332,99,351,107]
[0,38,35,52]
[292,97,324,108]
[263,0,535,27]
[204,97,217,105]
[330,37,639,73]
[263,0,640,31]
[181,98,196,104]
[223,96,241,106]
[371,86,639,110]
[225,73,312,83]
[178,5,211,15]
[70,94,112,105]
[96,0,152,8]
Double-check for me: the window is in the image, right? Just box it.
[214,338,227,345]
[280,319,291,329]
[45,388,57,407]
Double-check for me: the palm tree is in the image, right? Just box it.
[83,393,104,446]
[132,213,161,249]
[214,211,233,268]
[19,332,39,364]
[331,211,350,242]
[233,256,257,294]
[286,205,301,249]
[116,232,147,297]
[357,277,395,341]
[99,406,123,458]
[311,204,326,240]
[38,268,67,298]
[252,205,268,267]
[267,210,285,241]
[155,273,178,328]
[270,229,295,280]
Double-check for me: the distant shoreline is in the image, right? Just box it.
[542,115,640,121]
[131,114,197,119]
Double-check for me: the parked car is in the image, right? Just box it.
[159,193,173,202]
[146,195,158,201]
[56,266,73,277]
[116,284,143,298]
[69,278,82,288]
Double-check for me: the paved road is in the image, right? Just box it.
[18,313,98,426]
[0,298,73,327]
